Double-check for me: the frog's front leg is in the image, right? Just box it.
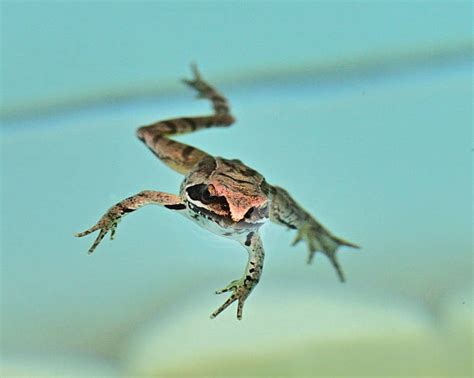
[269,186,359,282]
[75,191,185,254]
[211,232,264,320]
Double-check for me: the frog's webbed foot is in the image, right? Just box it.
[211,278,252,320]
[182,63,231,116]
[75,212,120,255]
[292,220,359,282]
[182,63,208,98]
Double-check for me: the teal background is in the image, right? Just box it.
[1,1,472,376]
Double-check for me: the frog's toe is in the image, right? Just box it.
[75,215,119,254]
[182,64,201,86]
[307,234,351,282]
[329,253,345,282]
[83,228,109,255]
[215,279,240,294]
[307,248,316,265]
[109,221,120,240]
[211,292,248,320]
[181,78,197,89]
[211,280,250,320]
[210,294,238,319]
[291,230,303,246]
[187,62,201,78]
[75,224,100,238]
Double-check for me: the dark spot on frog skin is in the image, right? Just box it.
[245,232,254,246]
[163,120,177,133]
[182,117,197,131]
[244,275,253,286]
[275,214,297,229]
[152,134,163,144]
[182,146,195,160]
[165,204,186,210]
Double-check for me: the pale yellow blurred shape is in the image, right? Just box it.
[435,285,473,376]
[122,284,474,376]
[0,353,120,377]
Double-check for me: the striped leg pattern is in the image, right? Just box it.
[137,64,235,174]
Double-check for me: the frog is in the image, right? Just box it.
[76,64,359,320]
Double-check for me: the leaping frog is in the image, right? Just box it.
[76,65,359,320]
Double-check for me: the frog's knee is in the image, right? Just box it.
[136,127,147,141]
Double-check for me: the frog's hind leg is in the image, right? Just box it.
[137,64,235,174]
[269,185,359,282]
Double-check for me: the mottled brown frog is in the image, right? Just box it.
[76,65,359,320]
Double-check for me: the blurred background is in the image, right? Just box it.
[1,1,472,377]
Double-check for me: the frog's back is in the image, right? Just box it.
[182,156,267,193]
[212,157,266,189]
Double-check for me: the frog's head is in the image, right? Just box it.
[185,181,269,224]
[183,156,270,225]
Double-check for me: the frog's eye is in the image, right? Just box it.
[201,186,212,202]
[221,202,230,211]
[186,184,213,204]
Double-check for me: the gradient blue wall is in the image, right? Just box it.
[1,1,472,376]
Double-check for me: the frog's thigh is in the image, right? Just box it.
[141,133,209,174]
